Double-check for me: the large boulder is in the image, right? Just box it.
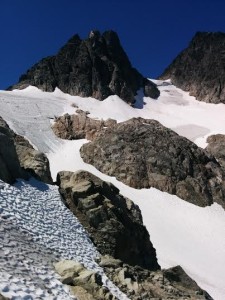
[0,116,52,184]
[52,110,117,141]
[15,145,52,184]
[80,117,225,208]
[57,170,160,271]
[159,32,225,103]
[8,30,159,104]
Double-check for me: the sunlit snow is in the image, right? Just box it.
[0,81,225,299]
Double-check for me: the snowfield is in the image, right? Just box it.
[0,81,225,299]
[0,178,128,300]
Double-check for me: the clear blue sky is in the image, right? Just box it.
[1,0,225,89]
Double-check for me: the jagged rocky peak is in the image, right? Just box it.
[9,30,159,104]
[159,31,225,103]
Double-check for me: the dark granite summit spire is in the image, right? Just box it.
[9,30,159,104]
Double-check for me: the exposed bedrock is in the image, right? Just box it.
[57,170,160,271]
[99,256,212,300]
[80,117,225,208]
[0,116,52,184]
[54,258,212,300]
[52,110,117,141]
[206,134,225,170]
[9,30,160,104]
[159,32,225,103]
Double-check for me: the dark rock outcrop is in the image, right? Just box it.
[0,116,52,184]
[0,117,27,183]
[159,32,225,103]
[8,30,159,104]
[57,170,160,271]
[206,134,225,170]
[80,117,225,208]
[99,256,212,300]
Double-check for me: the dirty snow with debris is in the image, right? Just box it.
[0,178,129,300]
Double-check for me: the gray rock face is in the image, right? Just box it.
[57,170,160,271]
[80,117,225,208]
[206,134,225,170]
[159,32,225,103]
[100,256,212,300]
[0,116,52,184]
[8,30,159,104]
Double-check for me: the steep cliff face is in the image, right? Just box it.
[9,30,159,104]
[159,32,225,103]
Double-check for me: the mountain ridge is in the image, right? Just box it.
[159,31,225,103]
[8,30,160,104]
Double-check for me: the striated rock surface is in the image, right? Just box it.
[0,116,52,184]
[159,32,225,103]
[99,255,212,300]
[54,260,116,300]
[80,117,225,208]
[57,170,160,270]
[8,30,159,104]
[206,134,225,170]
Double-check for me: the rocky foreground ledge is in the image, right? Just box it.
[54,258,212,300]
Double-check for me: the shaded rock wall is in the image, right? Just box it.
[0,116,52,184]
[0,117,27,183]
[9,30,159,104]
[160,32,225,103]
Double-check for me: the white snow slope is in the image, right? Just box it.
[0,81,225,299]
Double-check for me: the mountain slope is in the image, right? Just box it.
[160,32,225,103]
[0,82,225,299]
